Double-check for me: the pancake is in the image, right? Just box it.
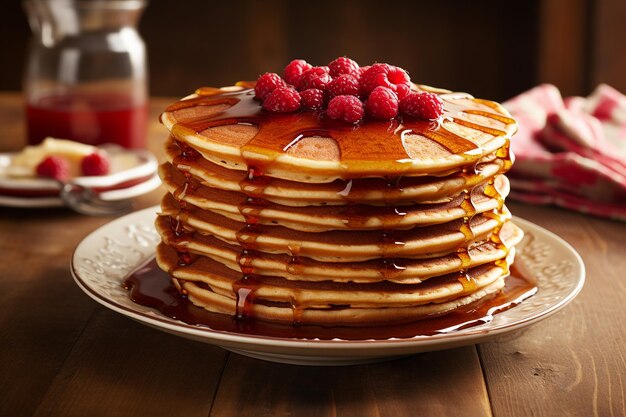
[160,162,511,232]
[156,242,512,326]
[160,193,511,262]
[163,136,507,206]
[160,85,517,183]
[185,278,506,326]
[155,215,523,284]
[157,242,513,308]
[154,75,523,328]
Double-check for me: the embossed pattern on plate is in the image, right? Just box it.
[71,206,585,366]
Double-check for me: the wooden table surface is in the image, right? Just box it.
[1,93,625,417]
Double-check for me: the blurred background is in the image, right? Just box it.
[1,0,624,102]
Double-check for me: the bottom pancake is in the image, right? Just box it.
[185,279,505,327]
[156,242,514,326]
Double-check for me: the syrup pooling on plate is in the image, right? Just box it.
[123,259,537,340]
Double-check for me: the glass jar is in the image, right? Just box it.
[23,0,148,148]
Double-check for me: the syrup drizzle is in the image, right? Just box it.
[163,87,517,325]
[169,141,202,269]
[233,164,273,320]
[165,88,515,176]
[456,167,480,291]
[122,259,537,340]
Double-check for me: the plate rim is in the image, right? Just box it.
[70,206,585,353]
[0,174,161,208]
[0,146,157,191]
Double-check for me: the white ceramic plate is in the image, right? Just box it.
[0,145,160,208]
[71,207,585,366]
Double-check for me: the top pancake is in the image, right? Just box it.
[160,85,517,183]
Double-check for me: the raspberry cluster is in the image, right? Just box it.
[35,152,110,180]
[254,57,444,124]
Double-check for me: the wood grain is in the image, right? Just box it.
[210,347,491,417]
[480,203,626,417]
[1,94,625,416]
[0,95,167,416]
[32,310,229,417]
[0,208,105,417]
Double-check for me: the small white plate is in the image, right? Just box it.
[71,207,585,366]
[0,145,160,208]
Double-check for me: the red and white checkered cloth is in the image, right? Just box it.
[503,84,626,221]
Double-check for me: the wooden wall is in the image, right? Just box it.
[1,0,624,101]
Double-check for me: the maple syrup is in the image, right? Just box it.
[164,88,514,177]
[122,259,537,340]
[160,86,518,328]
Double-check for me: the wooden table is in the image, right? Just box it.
[1,93,625,417]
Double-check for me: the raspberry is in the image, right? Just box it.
[297,66,331,91]
[395,84,412,100]
[254,72,285,100]
[307,73,332,91]
[365,86,399,120]
[283,59,311,86]
[36,156,69,180]
[81,152,111,176]
[327,95,364,123]
[399,91,444,120]
[262,87,302,112]
[360,63,411,97]
[328,57,360,78]
[300,88,325,110]
[327,74,360,98]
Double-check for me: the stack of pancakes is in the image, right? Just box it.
[156,84,521,327]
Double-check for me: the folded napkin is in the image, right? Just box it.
[503,84,626,221]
